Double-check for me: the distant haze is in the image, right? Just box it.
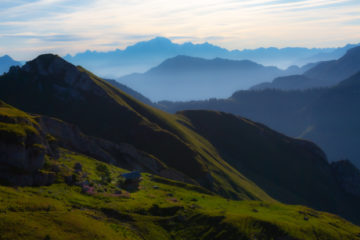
[64,37,359,78]
[117,55,305,101]
[1,0,360,59]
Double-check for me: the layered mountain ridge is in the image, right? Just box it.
[1,54,360,224]
[118,55,301,101]
[252,46,360,90]
[0,54,270,201]
[64,37,359,78]
[160,70,360,169]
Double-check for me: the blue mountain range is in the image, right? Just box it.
[64,37,359,78]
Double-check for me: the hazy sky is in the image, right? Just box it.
[1,0,360,60]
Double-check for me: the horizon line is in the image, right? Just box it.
[3,36,360,61]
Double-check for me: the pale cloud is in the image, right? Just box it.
[0,0,359,59]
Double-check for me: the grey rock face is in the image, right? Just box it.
[0,103,195,186]
[37,115,195,184]
[0,142,45,172]
[0,112,46,174]
[0,102,56,186]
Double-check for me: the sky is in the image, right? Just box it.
[1,0,360,60]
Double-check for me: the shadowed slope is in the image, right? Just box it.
[2,102,359,239]
[105,79,153,105]
[2,54,359,223]
[301,71,360,165]
[0,54,270,201]
[177,110,360,222]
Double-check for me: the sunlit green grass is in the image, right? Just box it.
[86,72,272,201]
[0,150,359,240]
[0,100,39,145]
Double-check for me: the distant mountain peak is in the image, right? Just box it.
[0,54,12,60]
[126,36,174,51]
[119,55,290,101]
[150,36,172,43]
[63,37,360,78]
[156,55,261,68]
[0,54,21,74]
[167,55,202,61]
[171,54,191,59]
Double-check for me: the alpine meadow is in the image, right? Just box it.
[1,0,360,239]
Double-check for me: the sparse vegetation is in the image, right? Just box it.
[0,150,359,240]
[96,163,112,185]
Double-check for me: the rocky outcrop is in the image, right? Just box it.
[331,160,360,198]
[0,101,57,186]
[22,54,108,98]
[37,116,196,184]
[0,98,195,186]
[37,116,163,170]
[0,134,45,172]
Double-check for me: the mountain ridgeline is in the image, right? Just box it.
[1,54,360,225]
[159,46,360,169]
[0,54,271,201]
[64,37,359,78]
[104,79,153,106]
[117,55,303,101]
[252,46,360,90]
[160,69,360,170]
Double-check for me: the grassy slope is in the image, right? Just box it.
[85,68,271,200]
[0,149,359,240]
[1,55,358,223]
[176,110,360,223]
[0,100,40,145]
[0,57,272,201]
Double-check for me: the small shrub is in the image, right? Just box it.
[96,163,112,184]
[117,175,126,188]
